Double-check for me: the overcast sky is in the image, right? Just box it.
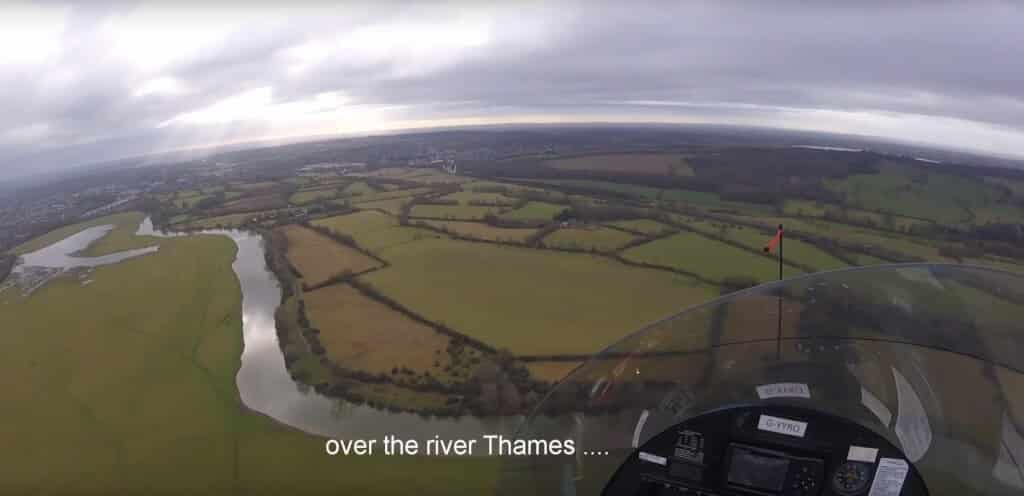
[2,1,1024,176]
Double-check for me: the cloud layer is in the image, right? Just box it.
[2,1,1024,175]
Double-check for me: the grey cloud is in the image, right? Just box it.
[2,1,1024,177]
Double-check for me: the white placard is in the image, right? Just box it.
[757,415,808,438]
[639,451,667,466]
[868,458,909,496]
[756,382,811,399]
[848,445,879,463]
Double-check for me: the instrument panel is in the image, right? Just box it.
[603,406,928,496]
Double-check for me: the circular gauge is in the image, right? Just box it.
[832,461,872,494]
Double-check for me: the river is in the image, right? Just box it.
[7,218,514,440]
[134,217,516,440]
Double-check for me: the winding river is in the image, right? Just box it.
[131,217,516,440]
[9,217,515,441]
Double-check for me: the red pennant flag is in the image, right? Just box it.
[763,227,784,253]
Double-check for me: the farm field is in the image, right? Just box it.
[542,227,637,252]
[0,227,498,494]
[277,225,381,285]
[311,211,444,254]
[339,181,377,197]
[364,169,471,184]
[411,204,499,220]
[362,237,718,355]
[545,153,691,175]
[623,232,802,283]
[348,187,433,203]
[606,219,674,235]
[782,199,933,231]
[517,178,661,200]
[313,210,395,236]
[304,284,452,376]
[419,220,536,243]
[711,224,849,271]
[711,213,955,262]
[289,188,337,205]
[354,226,445,254]
[499,201,566,222]
[440,191,518,205]
[825,163,1005,224]
[175,193,211,209]
[659,188,721,205]
[221,194,288,212]
[355,197,412,215]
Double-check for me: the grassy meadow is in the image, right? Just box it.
[304,284,452,376]
[541,227,637,252]
[420,220,536,243]
[362,237,718,355]
[606,219,674,235]
[278,225,381,285]
[499,201,566,222]
[623,232,802,283]
[0,225,498,494]
[410,204,499,220]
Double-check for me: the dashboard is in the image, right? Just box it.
[603,405,928,496]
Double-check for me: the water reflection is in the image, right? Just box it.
[137,217,514,440]
[15,224,158,271]
[4,224,160,295]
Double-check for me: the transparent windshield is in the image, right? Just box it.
[499,264,1024,495]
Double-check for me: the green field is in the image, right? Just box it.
[305,284,452,376]
[175,194,212,209]
[712,214,955,262]
[542,227,637,252]
[340,181,377,197]
[355,197,412,215]
[825,163,1004,224]
[623,232,802,283]
[606,219,674,235]
[0,226,497,493]
[313,210,396,236]
[499,201,566,222]
[782,199,830,217]
[705,224,849,272]
[420,220,536,243]
[288,188,338,205]
[349,187,433,204]
[440,191,518,205]
[232,181,278,191]
[517,179,661,200]
[354,226,445,255]
[410,204,499,220]
[278,225,381,285]
[659,189,721,206]
[782,199,931,231]
[311,211,445,255]
[362,237,717,355]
